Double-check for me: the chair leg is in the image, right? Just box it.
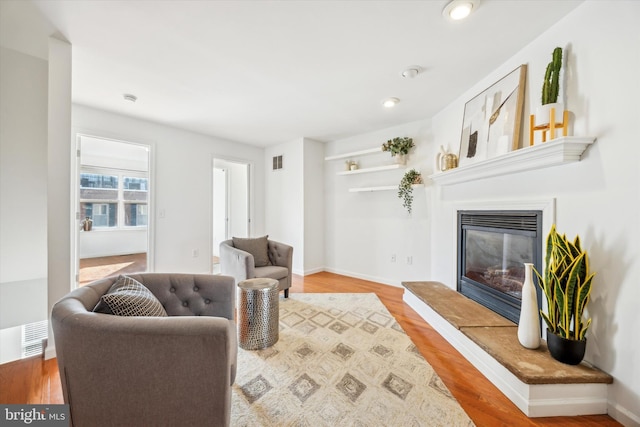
[284,289,289,298]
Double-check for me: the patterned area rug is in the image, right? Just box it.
[231,293,474,426]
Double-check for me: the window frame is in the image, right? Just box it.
[79,166,149,230]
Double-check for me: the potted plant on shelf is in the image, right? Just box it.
[398,169,422,214]
[533,224,596,365]
[382,137,414,165]
[535,46,563,127]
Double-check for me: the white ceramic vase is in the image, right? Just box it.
[395,154,407,165]
[518,263,541,349]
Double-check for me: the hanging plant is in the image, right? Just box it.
[398,169,422,214]
[382,137,414,157]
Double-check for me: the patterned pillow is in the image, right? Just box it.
[232,235,272,267]
[93,275,168,317]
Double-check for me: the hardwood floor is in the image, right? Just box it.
[0,271,619,426]
[79,253,147,286]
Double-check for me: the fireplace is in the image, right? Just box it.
[457,210,542,325]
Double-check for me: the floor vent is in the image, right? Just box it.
[22,320,48,358]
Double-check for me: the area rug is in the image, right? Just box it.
[231,293,474,426]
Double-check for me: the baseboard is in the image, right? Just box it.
[322,267,402,288]
[302,267,324,276]
[607,400,640,427]
[44,342,56,360]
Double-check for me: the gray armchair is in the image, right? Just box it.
[51,273,237,427]
[220,238,293,297]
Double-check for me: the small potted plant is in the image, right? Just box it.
[382,137,414,164]
[397,169,422,214]
[533,225,596,365]
[535,46,563,127]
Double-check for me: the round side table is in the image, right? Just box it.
[237,278,279,350]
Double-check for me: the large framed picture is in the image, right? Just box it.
[458,64,527,167]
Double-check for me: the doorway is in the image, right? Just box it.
[212,158,250,273]
[75,135,151,286]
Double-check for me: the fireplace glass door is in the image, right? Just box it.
[457,210,542,325]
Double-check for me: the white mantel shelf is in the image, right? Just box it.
[429,136,595,186]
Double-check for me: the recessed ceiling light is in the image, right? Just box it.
[442,0,479,21]
[123,93,137,103]
[401,67,420,79]
[382,97,400,108]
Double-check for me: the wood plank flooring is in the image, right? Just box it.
[0,271,620,426]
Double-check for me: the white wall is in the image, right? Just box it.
[265,137,325,275]
[79,230,147,258]
[324,119,432,287]
[72,104,265,274]
[0,47,48,283]
[227,162,249,238]
[45,36,73,360]
[265,139,304,273]
[303,138,324,274]
[324,2,640,424]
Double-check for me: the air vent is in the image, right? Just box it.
[272,155,283,170]
[22,320,48,358]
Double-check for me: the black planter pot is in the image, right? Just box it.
[546,332,586,365]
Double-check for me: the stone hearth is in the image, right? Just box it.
[402,281,612,417]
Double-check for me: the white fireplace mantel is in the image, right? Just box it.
[429,136,595,186]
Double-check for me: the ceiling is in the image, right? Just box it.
[9,1,583,147]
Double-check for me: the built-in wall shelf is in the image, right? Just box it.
[324,146,382,161]
[337,164,404,175]
[349,183,423,193]
[429,137,595,186]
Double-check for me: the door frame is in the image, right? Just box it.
[211,156,252,271]
[72,133,154,288]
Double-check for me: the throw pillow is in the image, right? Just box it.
[93,275,168,317]
[232,235,272,267]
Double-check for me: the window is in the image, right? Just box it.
[80,171,148,229]
[125,203,148,226]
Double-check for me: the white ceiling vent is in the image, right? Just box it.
[272,155,283,171]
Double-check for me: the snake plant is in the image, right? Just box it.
[534,225,596,340]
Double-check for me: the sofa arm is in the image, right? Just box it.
[220,240,255,284]
[268,240,293,270]
[52,311,236,427]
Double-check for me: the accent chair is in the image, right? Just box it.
[219,236,293,298]
[51,273,237,427]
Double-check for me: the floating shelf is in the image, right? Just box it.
[429,136,595,186]
[324,146,382,161]
[349,183,423,193]
[337,164,405,175]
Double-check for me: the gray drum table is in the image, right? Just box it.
[237,278,279,350]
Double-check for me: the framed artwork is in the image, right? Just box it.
[458,64,527,167]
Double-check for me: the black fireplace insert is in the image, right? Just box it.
[457,210,543,325]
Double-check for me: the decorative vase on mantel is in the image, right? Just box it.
[517,263,541,349]
[395,154,407,165]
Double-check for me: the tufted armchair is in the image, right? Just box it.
[220,238,293,298]
[51,273,237,427]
